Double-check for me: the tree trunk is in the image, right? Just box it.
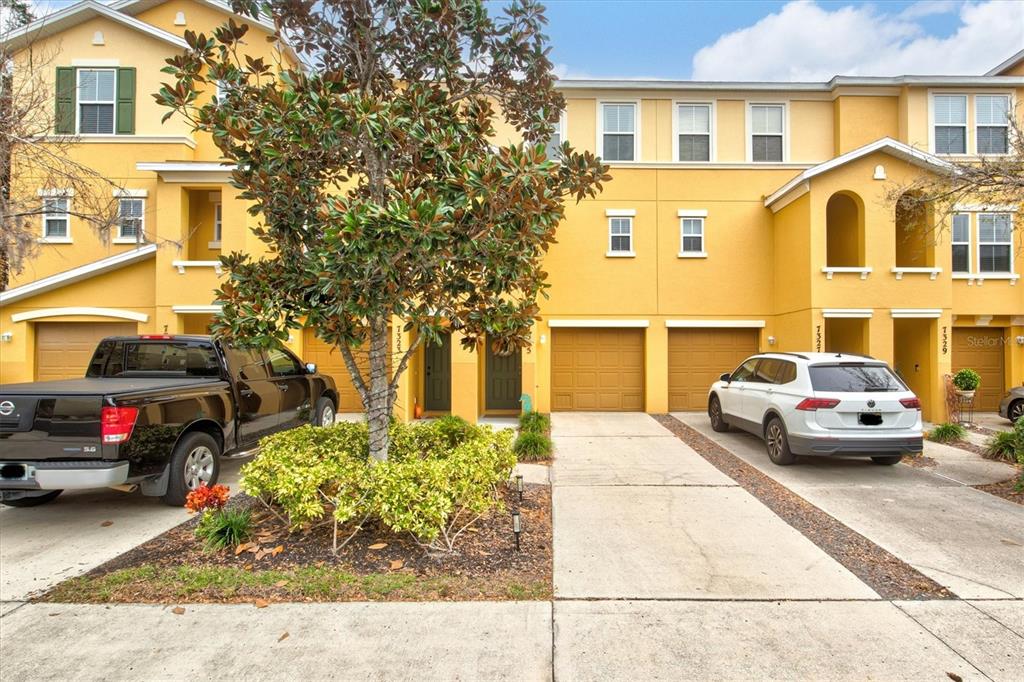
[365,317,391,461]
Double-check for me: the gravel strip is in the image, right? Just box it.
[653,414,954,601]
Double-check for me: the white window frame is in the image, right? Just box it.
[746,102,787,163]
[672,101,714,163]
[76,68,117,136]
[597,100,640,163]
[605,209,635,257]
[113,197,145,244]
[951,212,971,274]
[209,202,223,249]
[39,193,72,244]
[975,94,1011,156]
[977,212,1014,275]
[677,209,708,258]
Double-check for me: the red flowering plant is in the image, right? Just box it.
[184,483,230,514]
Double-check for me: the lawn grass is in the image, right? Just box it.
[44,564,551,603]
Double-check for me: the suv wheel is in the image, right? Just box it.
[162,432,221,506]
[709,395,730,432]
[765,417,797,466]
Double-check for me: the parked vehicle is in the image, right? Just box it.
[999,387,1024,423]
[0,335,338,507]
[707,352,923,466]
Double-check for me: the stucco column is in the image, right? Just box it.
[645,322,668,413]
[450,330,480,422]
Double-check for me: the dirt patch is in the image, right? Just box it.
[42,484,552,604]
[974,478,1024,507]
[653,415,953,601]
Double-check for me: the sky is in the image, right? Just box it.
[15,0,1024,80]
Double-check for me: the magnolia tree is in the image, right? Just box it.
[157,0,609,460]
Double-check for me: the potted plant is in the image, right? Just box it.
[952,368,982,401]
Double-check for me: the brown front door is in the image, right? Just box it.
[952,328,1006,411]
[668,328,759,411]
[35,321,137,381]
[551,328,644,411]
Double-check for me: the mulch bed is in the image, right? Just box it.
[42,484,551,604]
[974,479,1024,506]
[653,415,954,601]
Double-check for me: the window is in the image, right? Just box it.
[677,103,711,162]
[267,348,303,376]
[77,69,115,134]
[608,216,633,254]
[978,213,1012,273]
[952,213,971,273]
[601,102,636,161]
[976,95,1010,154]
[117,198,144,242]
[750,104,784,162]
[679,217,704,255]
[933,94,967,154]
[213,203,223,242]
[544,110,566,159]
[42,196,70,241]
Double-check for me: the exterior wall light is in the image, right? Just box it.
[511,510,522,551]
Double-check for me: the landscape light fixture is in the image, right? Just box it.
[511,510,522,551]
[515,474,524,502]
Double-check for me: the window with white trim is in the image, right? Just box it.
[978,213,1012,273]
[680,217,704,255]
[42,197,70,240]
[77,69,116,134]
[976,95,1010,155]
[544,110,566,159]
[933,94,967,154]
[951,213,970,273]
[213,202,223,242]
[608,216,633,254]
[677,104,710,162]
[750,104,783,162]
[117,198,144,241]
[601,103,635,161]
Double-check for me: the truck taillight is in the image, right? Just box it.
[900,397,921,410]
[101,406,139,444]
[796,398,840,411]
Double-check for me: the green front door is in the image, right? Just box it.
[485,342,522,411]
[424,333,451,412]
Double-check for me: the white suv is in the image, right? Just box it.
[707,352,923,466]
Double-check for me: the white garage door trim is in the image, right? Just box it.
[666,319,765,328]
[548,319,649,328]
[12,307,149,323]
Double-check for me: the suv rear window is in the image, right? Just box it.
[809,364,906,392]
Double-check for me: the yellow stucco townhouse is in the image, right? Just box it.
[1,0,1022,425]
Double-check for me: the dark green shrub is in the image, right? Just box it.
[519,411,551,434]
[513,431,553,461]
[195,508,252,550]
[927,422,966,443]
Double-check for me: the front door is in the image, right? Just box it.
[424,333,452,412]
[485,341,522,411]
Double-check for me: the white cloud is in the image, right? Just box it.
[692,0,1024,81]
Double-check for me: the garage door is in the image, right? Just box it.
[551,328,644,411]
[35,321,137,381]
[302,328,392,413]
[668,328,759,411]
[952,328,1005,412]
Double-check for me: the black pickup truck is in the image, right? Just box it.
[0,335,339,507]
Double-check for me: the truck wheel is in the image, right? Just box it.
[162,432,221,506]
[314,397,336,427]
[1,490,63,507]
[765,417,797,466]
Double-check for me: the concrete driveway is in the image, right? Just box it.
[0,457,248,603]
[675,412,1024,600]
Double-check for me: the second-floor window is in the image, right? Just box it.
[751,104,784,162]
[976,95,1010,155]
[952,213,971,273]
[608,216,633,254]
[78,69,116,134]
[677,104,711,162]
[601,102,636,162]
[42,197,70,241]
[117,198,144,241]
[933,94,967,154]
[979,213,1012,273]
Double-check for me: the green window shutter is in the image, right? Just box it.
[116,68,136,135]
[54,67,76,134]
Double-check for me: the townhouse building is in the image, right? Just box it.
[1,0,1022,424]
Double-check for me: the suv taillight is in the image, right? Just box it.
[900,397,921,410]
[796,398,840,411]
[101,406,139,444]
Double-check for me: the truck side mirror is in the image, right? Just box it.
[305,362,317,375]
[720,373,731,383]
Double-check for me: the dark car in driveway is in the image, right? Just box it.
[0,335,338,507]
